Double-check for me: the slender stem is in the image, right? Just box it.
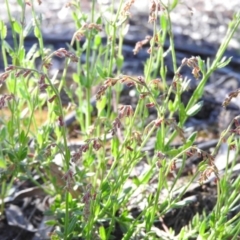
[64,192,69,239]
[5,0,17,50]
[106,0,124,117]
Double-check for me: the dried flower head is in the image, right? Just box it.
[121,0,135,16]
[92,138,102,151]
[65,1,74,7]
[25,0,31,6]
[118,105,134,118]
[54,48,79,62]
[222,89,240,107]
[55,48,68,58]
[62,169,75,191]
[229,117,240,135]
[111,117,122,135]
[96,78,118,100]
[170,160,176,172]
[43,60,52,70]
[0,72,9,82]
[39,83,49,92]
[139,92,149,99]
[131,131,142,146]
[58,116,64,127]
[133,36,152,55]
[181,56,201,79]
[149,0,164,23]
[5,65,16,71]
[88,23,102,31]
[155,118,163,127]
[82,184,96,221]
[150,78,163,90]
[68,53,79,62]
[74,23,102,41]
[146,102,155,108]
[48,95,57,103]
[23,70,31,78]
[198,164,219,185]
[0,94,14,109]
[156,151,166,160]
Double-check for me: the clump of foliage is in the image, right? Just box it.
[0,0,240,239]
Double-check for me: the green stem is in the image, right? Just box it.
[166,13,240,147]
[106,0,124,117]
[5,0,17,50]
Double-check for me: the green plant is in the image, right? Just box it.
[0,0,240,239]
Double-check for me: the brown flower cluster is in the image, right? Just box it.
[82,184,96,222]
[62,169,75,191]
[121,0,135,16]
[0,65,34,85]
[111,118,122,136]
[0,94,14,109]
[71,138,102,163]
[109,105,134,137]
[186,147,219,184]
[38,74,49,92]
[75,23,102,41]
[229,117,240,135]
[109,105,134,136]
[118,105,134,119]
[96,78,118,100]
[222,89,240,107]
[149,0,165,23]
[181,56,201,79]
[0,72,10,85]
[133,35,152,55]
[54,48,78,62]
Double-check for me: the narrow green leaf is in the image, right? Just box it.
[96,65,105,78]
[186,101,203,116]
[26,43,38,60]
[217,56,232,68]
[0,21,7,39]
[34,26,41,38]
[18,47,25,63]
[99,226,107,240]
[19,130,27,144]
[55,230,64,239]
[116,55,124,69]
[155,128,164,151]
[2,40,13,54]
[72,72,80,84]
[168,100,174,112]
[160,14,167,31]
[13,20,22,34]
[187,131,197,143]
[111,137,120,158]
[45,220,57,226]
[179,102,186,125]
[96,95,107,113]
[170,0,178,10]
[94,34,102,47]
[0,126,7,141]
[0,158,6,169]
[23,20,33,37]
[67,216,78,235]
[139,167,153,184]
[17,0,23,6]
[17,146,28,161]
[132,177,141,187]
[197,56,206,74]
